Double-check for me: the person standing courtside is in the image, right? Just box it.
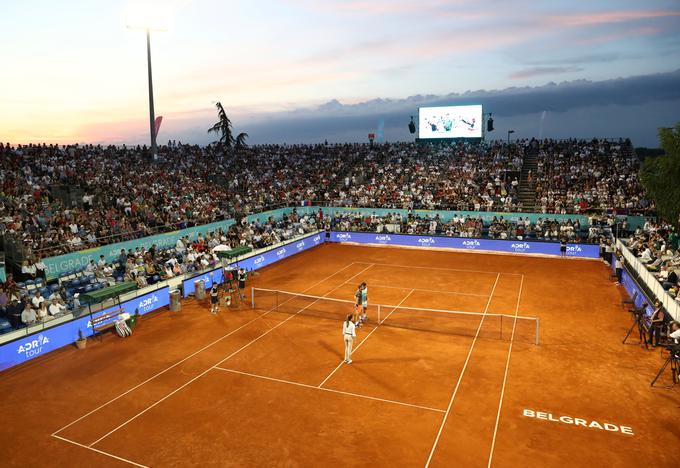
[238,268,247,302]
[343,314,356,364]
[210,284,219,315]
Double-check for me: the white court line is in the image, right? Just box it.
[487,274,524,468]
[51,434,149,468]
[354,261,521,276]
[318,288,416,388]
[424,273,501,468]
[342,281,488,298]
[52,261,358,437]
[213,366,444,414]
[88,264,375,447]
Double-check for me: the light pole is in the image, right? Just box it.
[507,129,515,144]
[128,25,165,157]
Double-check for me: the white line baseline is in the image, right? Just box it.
[318,288,416,388]
[88,264,375,447]
[487,274,524,468]
[52,434,149,468]
[343,281,488,298]
[424,272,501,468]
[213,366,444,414]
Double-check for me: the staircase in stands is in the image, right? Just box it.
[518,147,538,211]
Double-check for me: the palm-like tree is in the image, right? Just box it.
[235,132,249,150]
[207,102,234,149]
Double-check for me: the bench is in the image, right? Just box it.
[90,307,125,339]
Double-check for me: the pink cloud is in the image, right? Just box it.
[547,9,680,27]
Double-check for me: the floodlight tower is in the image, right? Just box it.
[127,21,166,157]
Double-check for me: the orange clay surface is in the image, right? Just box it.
[0,243,678,467]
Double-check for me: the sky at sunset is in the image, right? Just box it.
[1,0,679,146]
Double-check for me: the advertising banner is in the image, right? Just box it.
[183,232,324,298]
[0,287,169,372]
[330,231,600,259]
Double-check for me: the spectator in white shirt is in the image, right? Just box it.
[31,291,45,309]
[21,303,37,325]
[85,260,97,275]
[97,255,107,268]
[21,260,37,279]
[49,298,66,316]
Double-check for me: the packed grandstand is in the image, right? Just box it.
[0,137,678,332]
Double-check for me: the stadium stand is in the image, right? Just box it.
[0,137,656,330]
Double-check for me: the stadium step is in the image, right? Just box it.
[517,148,539,210]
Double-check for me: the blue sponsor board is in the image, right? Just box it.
[182,232,325,297]
[0,287,169,372]
[237,233,324,272]
[182,268,225,298]
[330,232,600,259]
[620,270,654,316]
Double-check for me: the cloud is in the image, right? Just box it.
[234,69,680,146]
[545,9,680,27]
[510,67,584,79]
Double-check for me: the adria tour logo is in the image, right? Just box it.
[567,245,582,254]
[374,234,392,243]
[511,242,531,251]
[17,334,50,358]
[462,240,481,248]
[137,294,160,313]
[276,248,287,257]
[296,241,305,250]
[253,256,265,266]
[336,233,352,241]
[313,235,321,243]
[418,237,436,245]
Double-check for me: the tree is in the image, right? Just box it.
[640,123,680,226]
[235,132,249,150]
[207,102,234,150]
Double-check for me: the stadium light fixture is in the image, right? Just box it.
[126,8,169,158]
[507,129,515,143]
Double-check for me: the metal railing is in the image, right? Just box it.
[616,239,679,321]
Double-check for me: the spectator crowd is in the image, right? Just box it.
[626,220,680,303]
[1,138,648,259]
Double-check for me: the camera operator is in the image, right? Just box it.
[648,301,667,347]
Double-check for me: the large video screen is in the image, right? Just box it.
[419,105,482,139]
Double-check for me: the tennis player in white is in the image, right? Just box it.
[343,314,356,364]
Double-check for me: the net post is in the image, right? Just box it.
[251,287,255,308]
[536,318,540,345]
[378,304,381,324]
[500,314,503,341]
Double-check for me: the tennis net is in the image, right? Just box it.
[251,287,539,345]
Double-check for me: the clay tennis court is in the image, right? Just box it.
[1,243,678,467]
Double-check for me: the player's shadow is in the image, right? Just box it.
[318,340,343,359]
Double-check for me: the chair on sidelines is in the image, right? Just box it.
[90,307,125,341]
[622,291,638,309]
